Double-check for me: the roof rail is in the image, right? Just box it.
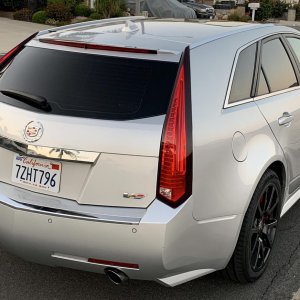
[37,16,147,36]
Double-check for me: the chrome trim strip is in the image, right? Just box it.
[254,86,300,101]
[223,31,300,109]
[224,98,253,109]
[0,183,146,224]
[0,135,99,163]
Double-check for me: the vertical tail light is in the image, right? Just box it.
[157,48,193,208]
[0,32,37,71]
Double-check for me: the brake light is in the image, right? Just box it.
[39,38,158,54]
[157,48,193,208]
[0,32,37,70]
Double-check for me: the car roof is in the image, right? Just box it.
[30,17,298,55]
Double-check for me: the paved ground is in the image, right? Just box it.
[0,17,299,300]
[0,17,52,53]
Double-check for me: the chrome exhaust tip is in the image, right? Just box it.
[104,268,129,285]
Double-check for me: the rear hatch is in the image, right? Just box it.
[0,43,180,208]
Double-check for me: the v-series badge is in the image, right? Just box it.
[123,193,146,200]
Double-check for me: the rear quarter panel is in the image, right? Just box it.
[190,32,287,221]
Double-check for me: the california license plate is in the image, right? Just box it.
[11,155,61,193]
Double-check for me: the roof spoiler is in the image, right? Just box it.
[37,16,147,36]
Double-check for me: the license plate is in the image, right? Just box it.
[11,154,62,193]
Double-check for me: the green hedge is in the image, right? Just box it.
[13,8,33,21]
[46,3,73,21]
[95,0,126,18]
[74,3,91,16]
[32,10,48,23]
[90,12,101,19]
[255,0,288,21]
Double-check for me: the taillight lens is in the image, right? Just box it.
[0,32,37,71]
[157,48,193,208]
[39,38,158,54]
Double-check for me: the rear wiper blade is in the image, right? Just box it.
[0,89,51,112]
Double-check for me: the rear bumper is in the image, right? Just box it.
[0,187,243,287]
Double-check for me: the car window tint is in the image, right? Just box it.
[229,43,256,104]
[257,69,269,96]
[0,47,178,121]
[260,38,298,93]
[287,37,300,64]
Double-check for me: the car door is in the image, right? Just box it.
[254,35,300,197]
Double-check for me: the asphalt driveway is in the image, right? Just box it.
[0,17,52,53]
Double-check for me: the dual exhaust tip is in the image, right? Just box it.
[104,268,129,285]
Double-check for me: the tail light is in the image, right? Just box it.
[39,38,158,54]
[157,48,193,208]
[0,32,37,71]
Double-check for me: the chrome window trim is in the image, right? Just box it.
[223,38,261,109]
[0,135,99,164]
[254,85,300,101]
[225,86,300,108]
[223,31,300,109]
[223,97,253,109]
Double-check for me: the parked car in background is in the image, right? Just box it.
[214,0,236,9]
[126,0,196,18]
[0,18,300,287]
[178,0,215,18]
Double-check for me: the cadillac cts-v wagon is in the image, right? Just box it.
[0,18,299,287]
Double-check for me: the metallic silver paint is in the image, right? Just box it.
[232,131,247,162]
[189,35,287,222]
[0,20,299,287]
[0,197,243,286]
[255,88,300,198]
[0,181,145,224]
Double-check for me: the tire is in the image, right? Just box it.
[224,169,282,283]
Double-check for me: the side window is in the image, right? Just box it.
[257,69,269,96]
[229,43,257,104]
[258,38,298,95]
[287,37,300,64]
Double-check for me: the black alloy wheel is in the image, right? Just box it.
[224,169,282,283]
[250,182,279,272]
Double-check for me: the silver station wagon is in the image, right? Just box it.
[0,18,299,287]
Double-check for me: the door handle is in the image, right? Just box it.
[278,112,294,127]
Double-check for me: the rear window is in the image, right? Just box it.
[0,47,179,120]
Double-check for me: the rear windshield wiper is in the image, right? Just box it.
[0,89,51,112]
